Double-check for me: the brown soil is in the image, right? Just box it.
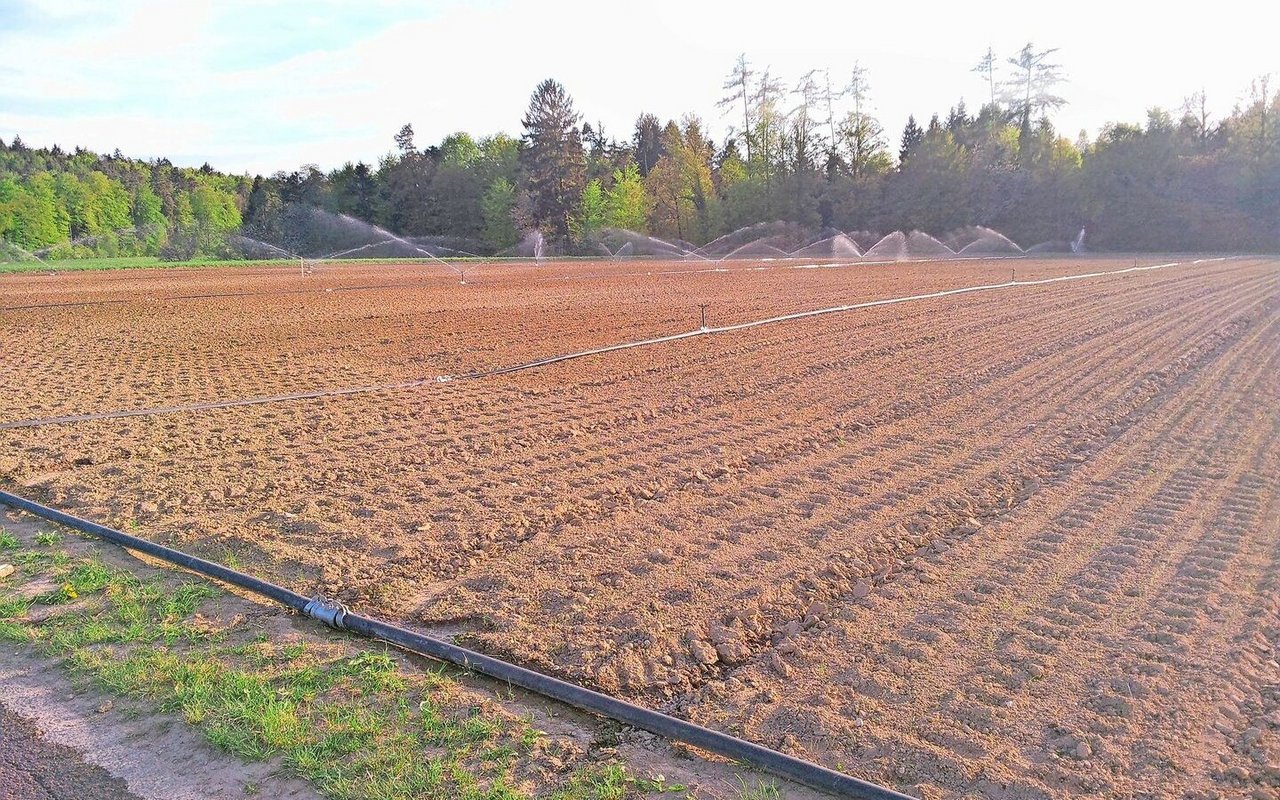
[3,255,1278,798]
[0,703,143,800]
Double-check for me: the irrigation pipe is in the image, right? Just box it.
[0,254,933,313]
[429,257,1231,380]
[0,489,911,800]
[0,257,1233,431]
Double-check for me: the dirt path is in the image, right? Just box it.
[0,703,142,800]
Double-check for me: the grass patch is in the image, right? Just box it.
[0,256,285,273]
[0,255,485,274]
[733,778,782,800]
[548,764,630,800]
[0,536,667,800]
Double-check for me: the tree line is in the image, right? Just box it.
[0,141,244,259]
[2,45,1278,259]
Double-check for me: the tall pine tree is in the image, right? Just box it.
[521,79,586,248]
[899,116,924,165]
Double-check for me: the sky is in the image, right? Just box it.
[1,0,1276,175]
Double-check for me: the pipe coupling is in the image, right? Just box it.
[304,597,350,629]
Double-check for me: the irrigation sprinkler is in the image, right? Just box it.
[698,303,711,331]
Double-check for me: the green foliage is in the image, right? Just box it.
[1,171,68,249]
[574,179,606,240]
[546,764,629,800]
[645,119,716,242]
[0,139,258,261]
[441,132,482,167]
[132,183,166,228]
[733,777,782,800]
[603,162,650,232]
[480,177,519,251]
[521,78,587,247]
[4,63,1278,259]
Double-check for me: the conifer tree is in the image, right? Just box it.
[520,79,586,248]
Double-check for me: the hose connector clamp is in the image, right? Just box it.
[304,596,350,629]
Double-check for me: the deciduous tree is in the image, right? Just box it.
[604,162,650,231]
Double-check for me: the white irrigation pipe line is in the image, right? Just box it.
[472,257,1231,377]
[0,257,1233,430]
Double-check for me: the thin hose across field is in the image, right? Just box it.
[0,257,1232,431]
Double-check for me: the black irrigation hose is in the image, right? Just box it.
[0,490,312,612]
[0,489,913,800]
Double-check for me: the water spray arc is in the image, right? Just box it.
[225,234,306,263]
[0,240,48,264]
[3,208,1073,272]
[332,213,465,275]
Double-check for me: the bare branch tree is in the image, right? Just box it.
[821,68,845,158]
[752,66,786,195]
[1001,44,1067,128]
[973,46,998,108]
[845,61,872,121]
[791,69,823,161]
[1248,74,1274,160]
[1180,89,1214,146]
[716,54,756,163]
[839,62,884,178]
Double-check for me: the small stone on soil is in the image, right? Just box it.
[690,640,718,665]
[770,651,792,678]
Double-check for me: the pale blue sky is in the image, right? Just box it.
[2,0,1275,175]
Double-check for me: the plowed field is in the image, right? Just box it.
[3,255,1277,799]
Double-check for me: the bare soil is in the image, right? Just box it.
[2,255,1278,798]
[0,703,143,800]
